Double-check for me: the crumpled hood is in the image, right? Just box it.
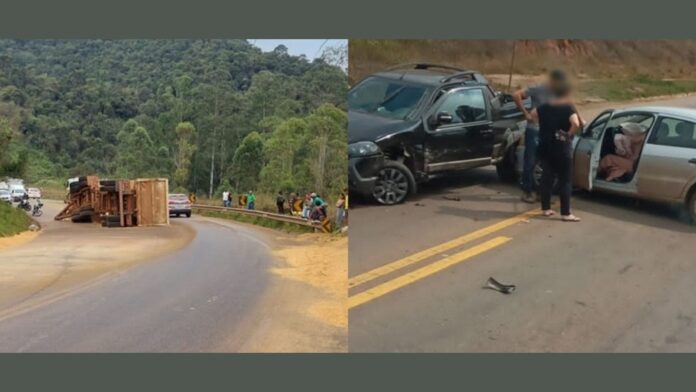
[348,110,418,144]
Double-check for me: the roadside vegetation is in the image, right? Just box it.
[581,75,696,102]
[0,202,30,237]
[0,40,347,206]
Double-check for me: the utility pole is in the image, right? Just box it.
[507,40,517,93]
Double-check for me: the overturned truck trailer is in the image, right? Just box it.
[55,176,169,227]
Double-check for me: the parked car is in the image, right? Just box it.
[515,106,696,222]
[0,189,11,203]
[10,187,26,202]
[348,63,528,205]
[168,193,192,218]
[27,187,42,199]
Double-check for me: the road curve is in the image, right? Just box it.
[0,216,276,352]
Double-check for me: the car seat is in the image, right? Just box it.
[675,122,695,147]
[655,122,670,144]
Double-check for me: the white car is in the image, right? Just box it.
[27,187,42,199]
[0,189,11,203]
[10,188,26,202]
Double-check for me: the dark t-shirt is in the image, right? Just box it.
[537,103,576,158]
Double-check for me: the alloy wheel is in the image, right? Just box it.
[373,167,409,205]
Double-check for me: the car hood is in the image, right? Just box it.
[348,110,418,144]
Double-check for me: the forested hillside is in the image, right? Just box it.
[0,39,347,197]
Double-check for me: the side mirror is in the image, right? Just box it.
[430,111,453,126]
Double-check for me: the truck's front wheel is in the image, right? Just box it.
[372,160,416,205]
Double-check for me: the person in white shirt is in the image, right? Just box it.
[222,191,230,207]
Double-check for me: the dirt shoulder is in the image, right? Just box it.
[200,214,348,352]
[0,200,195,313]
[236,234,347,352]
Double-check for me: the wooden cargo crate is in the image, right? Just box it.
[134,178,169,226]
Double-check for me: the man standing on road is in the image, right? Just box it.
[276,191,285,214]
[222,190,230,207]
[247,190,256,210]
[513,75,554,203]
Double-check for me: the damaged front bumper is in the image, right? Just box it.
[349,154,384,196]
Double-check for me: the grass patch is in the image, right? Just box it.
[27,179,66,201]
[579,76,696,101]
[195,209,315,234]
[0,202,31,237]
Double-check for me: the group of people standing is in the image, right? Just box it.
[221,190,256,210]
[513,69,584,222]
[286,190,349,228]
[219,188,349,229]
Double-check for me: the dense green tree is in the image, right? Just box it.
[229,131,264,193]
[304,104,348,197]
[173,121,196,191]
[260,117,306,192]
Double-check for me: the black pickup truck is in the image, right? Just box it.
[348,63,529,205]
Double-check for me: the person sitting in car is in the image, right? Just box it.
[599,122,647,182]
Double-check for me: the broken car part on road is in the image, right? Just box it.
[485,277,516,294]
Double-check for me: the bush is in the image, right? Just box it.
[0,202,31,237]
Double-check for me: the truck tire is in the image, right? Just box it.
[372,160,416,205]
[496,147,517,183]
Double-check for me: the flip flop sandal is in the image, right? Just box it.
[542,210,556,217]
[562,215,581,222]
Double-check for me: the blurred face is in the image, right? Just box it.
[550,79,571,98]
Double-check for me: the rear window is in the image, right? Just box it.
[169,194,188,199]
[649,117,696,148]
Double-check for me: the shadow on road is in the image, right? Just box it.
[349,166,696,233]
[574,191,696,233]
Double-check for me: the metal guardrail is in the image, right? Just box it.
[192,204,331,232]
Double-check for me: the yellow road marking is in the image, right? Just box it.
[349,208,538,288]
[348,236,512,309]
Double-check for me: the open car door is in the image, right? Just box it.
[573,110,613,190]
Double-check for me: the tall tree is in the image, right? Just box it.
[173,121,196,190]
[229,131,264,192]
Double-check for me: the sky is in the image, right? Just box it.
[249,39,346,60]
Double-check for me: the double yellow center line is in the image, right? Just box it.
[348,208,540,309]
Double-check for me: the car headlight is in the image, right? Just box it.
[348,141,381,157]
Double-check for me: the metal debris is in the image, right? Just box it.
[485,277,516,294]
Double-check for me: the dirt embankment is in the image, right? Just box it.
[0,231,39,251]
[349,40,696,84]
[218,223,348,352]
[0,200,195,314]
[271,234,347,330]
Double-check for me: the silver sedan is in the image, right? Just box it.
[516,106,696,222]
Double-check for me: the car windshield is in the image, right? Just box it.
[349,76,429,120]
[170,194,187,200]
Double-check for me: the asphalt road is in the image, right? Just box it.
[0,210,283,352]
[349,94,696,352]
